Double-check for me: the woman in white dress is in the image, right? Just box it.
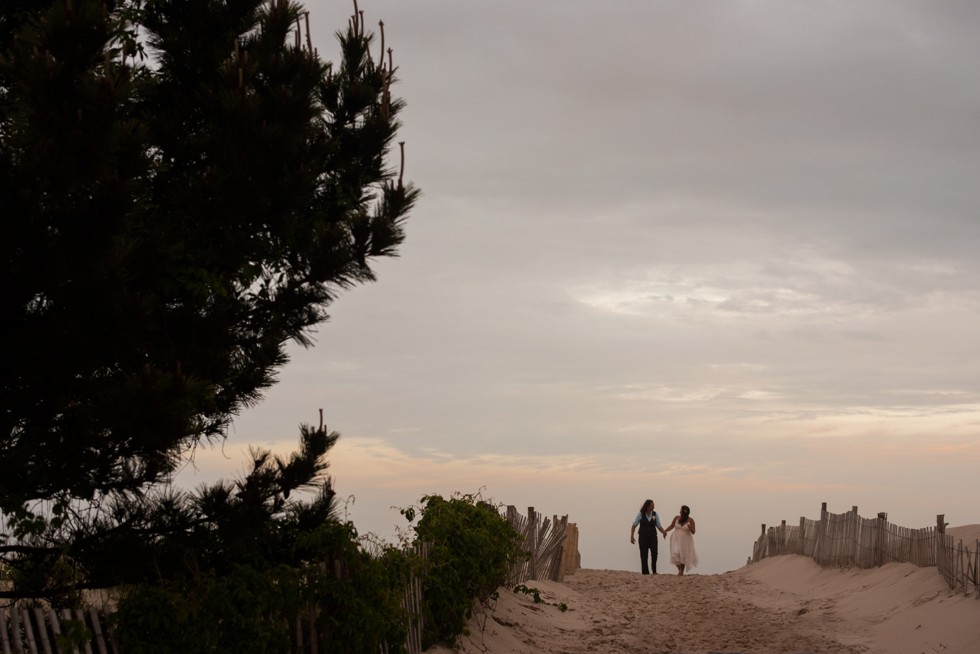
[664,505,698,575]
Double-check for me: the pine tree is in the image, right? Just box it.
[0,0,417,599]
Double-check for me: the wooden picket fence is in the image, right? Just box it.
[750,503,979,599]
[504,506,580,586]
[935,515,980,600]
[0,605,116,654]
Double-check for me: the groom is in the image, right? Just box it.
[630,499,668,574]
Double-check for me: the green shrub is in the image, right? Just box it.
[297,520,410,654]
[112,520,410,654]
[409,493,526,649]
[112,565,299,654]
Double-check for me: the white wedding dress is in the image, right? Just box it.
[669,522,699,569]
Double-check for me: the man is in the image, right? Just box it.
[630,499,667,574]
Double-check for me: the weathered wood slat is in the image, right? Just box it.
[0,608,13,654]
[10,605,24,654]
[0,608,12,654]
[975,543,979,599]
[59,609,78,654]
[20,610,37,654]
[46,610,62,654]
[73,610,92,654]
[86,608,107,654]
[32,609,51,654]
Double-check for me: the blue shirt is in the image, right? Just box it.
[633,510,663,530]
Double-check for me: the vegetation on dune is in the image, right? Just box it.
[112,508,414,653]
[110,491,524,652]
[404,493,529,649]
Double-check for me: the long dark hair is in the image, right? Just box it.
[640,499,654,514]
[678,505,691,525]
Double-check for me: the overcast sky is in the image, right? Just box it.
[181,0,980,574]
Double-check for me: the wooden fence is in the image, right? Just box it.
[505,506,580,585]
[0,605,115,654]
[935,514,980,600]
[750,503,979,599]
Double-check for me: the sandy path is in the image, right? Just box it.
[442,556,979,653]
[447,567,868,654]
[559,569,865,654]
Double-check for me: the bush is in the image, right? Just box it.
[112,565,299,654]
[112,520,410,654]
[408,493,526,649]
[297,520,410,654]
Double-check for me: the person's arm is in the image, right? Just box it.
[688,517,696,535]
[664,515,678,534]
[630,512,641,543]
[655,512,667,537]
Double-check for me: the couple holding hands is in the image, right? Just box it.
[629,499,699,575]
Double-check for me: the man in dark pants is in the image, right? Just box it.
[630,499,667,574]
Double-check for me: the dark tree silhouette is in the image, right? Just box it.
[0,0,417,600]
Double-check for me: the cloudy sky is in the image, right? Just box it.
[181,0,980,574]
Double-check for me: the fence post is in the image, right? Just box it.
[937,514,946,584]
[552,514,563,583]
[816,502,828,564]
[560,522,579,577]
[875,512,887,567]
[851,506,860,565]
[935,514,953,590]
[528,507,537,580]
[798,517,806,556]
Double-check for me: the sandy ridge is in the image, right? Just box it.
[434,554,980,654]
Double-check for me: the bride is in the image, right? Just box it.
[664,505,699,575]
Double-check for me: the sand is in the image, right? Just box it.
[428,525,980,654]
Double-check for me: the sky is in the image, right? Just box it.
[177,0,980,574]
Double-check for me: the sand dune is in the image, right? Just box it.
[431,528,980,653]
[947,524,980,544]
